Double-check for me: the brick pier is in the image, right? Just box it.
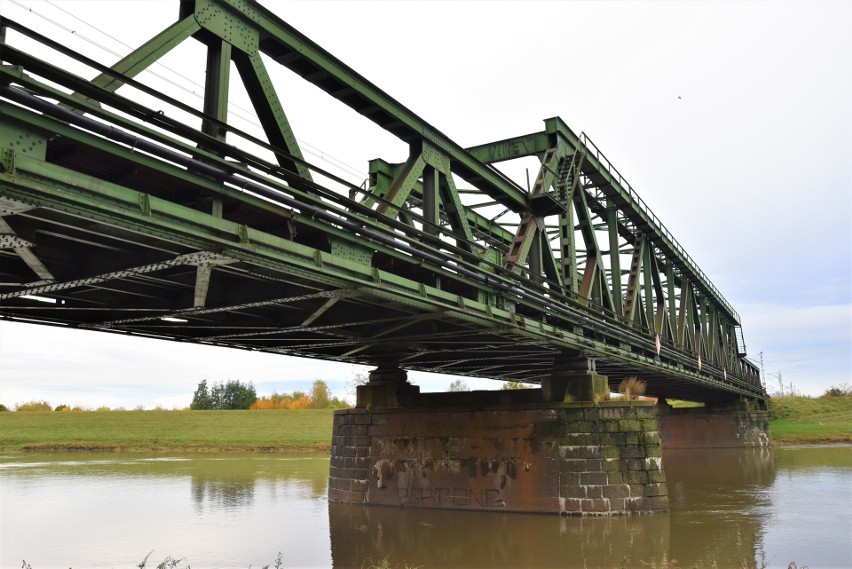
[328,395,669,515]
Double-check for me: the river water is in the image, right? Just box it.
[1,446,850,568]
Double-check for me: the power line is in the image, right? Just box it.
[9,0,368,183]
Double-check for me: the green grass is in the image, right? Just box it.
[2,396,850,452]
[0,409,336,452]
[768,395,852,444]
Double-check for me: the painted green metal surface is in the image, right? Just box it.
[0,2,764,403]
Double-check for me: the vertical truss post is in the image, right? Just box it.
[677,276,692,350]
[642,242,655,331]
[623,236,646,324]
[607,202,623,316]
[422,165,439,237]
[201,40,231,142]
[666,265,677,341]
[560,204,578,294]
[201,39,231,218]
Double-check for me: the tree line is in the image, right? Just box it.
[190,379,348,410]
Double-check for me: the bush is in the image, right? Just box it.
[250,383,348,410]
[822,382,851,398]
[15,400,52,411]
[251,391,308,410]
[501,381,533,390]
[0,404,9,412]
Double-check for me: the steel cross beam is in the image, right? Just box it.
[0,2,764,403]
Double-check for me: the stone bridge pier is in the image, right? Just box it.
[328,358,769,515]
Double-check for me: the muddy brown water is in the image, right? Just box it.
[1,446,849,568]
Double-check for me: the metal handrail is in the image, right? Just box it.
[578,133,740,324]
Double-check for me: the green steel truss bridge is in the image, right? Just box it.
[0,1,764,403]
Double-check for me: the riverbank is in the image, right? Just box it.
[2,397,850,451]
[0,409,334,452]
[768,395,852,444]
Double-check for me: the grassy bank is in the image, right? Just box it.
[0,409,335,452]
[2,397,850,452]
[768,395,852,444]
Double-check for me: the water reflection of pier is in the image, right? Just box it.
[330,448,776,568]
[330,502,671,568]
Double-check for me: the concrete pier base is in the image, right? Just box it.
[328,393,669,515]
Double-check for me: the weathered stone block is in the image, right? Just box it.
[648,471,666,484]
[559,445,601,459]
[574,420,596,433]
[582,498,610,513]
[619,419,642,432]
[353,413,372,425]
[642,431,661,445]
[580,471,608,486]
[626,471,648,484]
[560,471,581,486]
[645,457,663,471]
[583,407,600,421]
[560,458,591,473]
[622,445,647,459]
[563,432,596,446]
[561,498,582,513]
[561,485,587,499]
[602,484,631,499]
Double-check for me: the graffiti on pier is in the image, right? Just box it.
[371,456,531,509]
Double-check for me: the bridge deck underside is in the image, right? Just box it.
[1,133,748,403]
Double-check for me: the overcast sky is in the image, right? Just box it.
[1,0,849,409]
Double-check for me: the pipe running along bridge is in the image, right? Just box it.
[0,1,764,407]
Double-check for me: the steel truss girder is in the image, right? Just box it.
[0,4,763,402]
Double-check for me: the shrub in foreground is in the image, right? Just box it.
[618,376,647,400]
